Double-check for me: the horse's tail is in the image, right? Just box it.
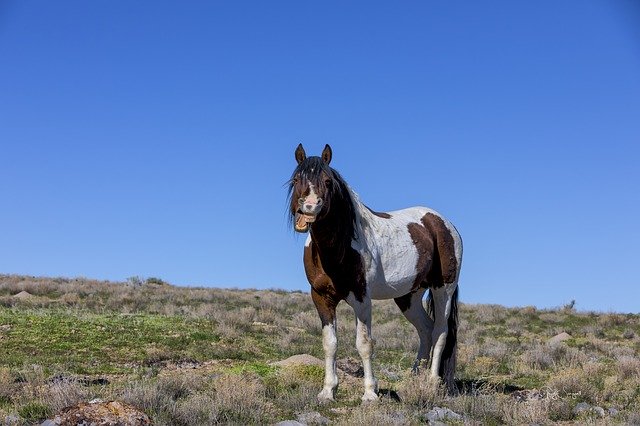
[441,286,458,393]
[427,286,459,393]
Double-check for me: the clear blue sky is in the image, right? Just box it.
[1,1,639,312]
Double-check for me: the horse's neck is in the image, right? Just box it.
[311,199,359,256]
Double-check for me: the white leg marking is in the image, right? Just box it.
[347,294,378,402]
[429,284,456,379]
[318,322,338,401]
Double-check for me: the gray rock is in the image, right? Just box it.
[593,406,605,417]
[40,421,58,426]
[4,415,21,426]
[274,422,306,426]
[573,402,591,415]
[425,406,462,423]
[297,411,330,425]
[608,407,619,416]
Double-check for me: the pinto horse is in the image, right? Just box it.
[288,144,462,401]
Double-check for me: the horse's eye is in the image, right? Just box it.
[324,179,332,186]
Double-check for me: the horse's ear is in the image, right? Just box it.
[321,144,332,164]
[295,144,306,164]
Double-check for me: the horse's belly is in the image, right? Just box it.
[364,242,420,300]
[368,277,416,300]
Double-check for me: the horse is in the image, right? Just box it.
[287,144,463,402]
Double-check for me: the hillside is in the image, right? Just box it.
[0,274,638,425]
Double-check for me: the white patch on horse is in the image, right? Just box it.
[301,182,322,216]
[349,190,444,299]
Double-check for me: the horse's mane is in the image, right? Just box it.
[287,157,358,243]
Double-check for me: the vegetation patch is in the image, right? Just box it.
[1,274,639,425]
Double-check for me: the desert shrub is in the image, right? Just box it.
[342,401,412,425]
[398,374,445,410]
[617,355,640,381]
[18,401,52,422]
[547,368,599,403]
[500,396,552,425]
[121,373,207,423]
[263,366,320,414]
[44,378,92,412]
[173,392,220,425]
[520,343,553,370]
[447,392,503,424]
[209,373,274,424]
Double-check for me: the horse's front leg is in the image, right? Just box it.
[312,289,338,401]
[347,294,378,402]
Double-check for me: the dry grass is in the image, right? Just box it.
[0,274,639,424]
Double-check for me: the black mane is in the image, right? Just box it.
[287,156,358,244]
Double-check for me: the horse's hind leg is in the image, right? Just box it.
[429,283,457,382]
[394,288,434,373]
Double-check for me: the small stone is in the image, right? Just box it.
[593,406,605,417]
[4,415,21,426]
[274,421,306,426]
[608,407,619,416]
[297,411,330,425]
[40,420,58,426]
[573,402,591,415]
[425,406,462,423]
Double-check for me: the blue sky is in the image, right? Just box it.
[1,1,639,312]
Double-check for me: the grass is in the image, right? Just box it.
[0,274,639,425]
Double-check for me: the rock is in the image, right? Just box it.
[548,332,572,346]
[40,421,57,426]
[274,421,306,426]
[48,400,151,425]
[608,407,619,416]
[297,411,330,425]
[573,402,591,415]
[425,407,462,423]
[271,354,324,368]
[13,291,34,300]
[4,414,21,425]
[593,406,605,417]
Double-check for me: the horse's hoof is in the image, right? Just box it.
[317,389,335,403]
[361,391,379,403]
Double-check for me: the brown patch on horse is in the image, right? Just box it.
[406,213,458,290]
[407,223,434,291]
[421,213,458,285]
[365,206,392,219]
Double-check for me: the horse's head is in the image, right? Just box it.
[288,144,335,233]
